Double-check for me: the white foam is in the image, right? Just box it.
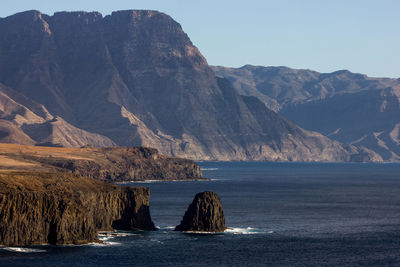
[119,179,203,184]
[98,231,135,238]
[2,247,46,253]
[94,231,134,246]
[224,227,267,235]
[98,236,112,241]
[130,180,160,183]
[200,168,219,171]
[182,231,223,234]
[89,241,122,247]
[115,180,160,184]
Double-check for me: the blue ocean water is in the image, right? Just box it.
[1,162,400,266]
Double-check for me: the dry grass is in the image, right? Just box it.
[0,143,93,160]
[0,143,203,181]
[0,171,120,194]
[0,155,37,167]
[0,143,97,172]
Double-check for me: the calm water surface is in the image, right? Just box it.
[1,162,400,266]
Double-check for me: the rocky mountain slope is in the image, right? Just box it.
[0,83,116,147]
[212,65,399,111]
[0,10,382,162]
[0,143,203,181]
[0,171,155,246]
[281,87,400,161]
[212,65,400,161]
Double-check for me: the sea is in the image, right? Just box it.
[1,162,400,266]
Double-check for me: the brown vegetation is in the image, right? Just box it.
[0,143,204,181]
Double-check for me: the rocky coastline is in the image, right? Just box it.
[0,144,204,182]
[0,172,226,246]
[0,144,217,246]
[0,172,156,246]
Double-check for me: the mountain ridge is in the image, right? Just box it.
[212,65,400,161]
[0,10,382,162]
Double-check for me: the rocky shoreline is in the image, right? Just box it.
[0,172,156,246]
[0,171,223,246]
[0,143,220,246]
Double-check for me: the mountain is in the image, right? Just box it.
[0,10,381,162]
[212,65,399,111]
[0,83,116,147]
[281,87,400,161]
[212,65,400,161]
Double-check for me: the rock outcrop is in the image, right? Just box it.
[0,143,204,181]
[0,172,156,246]
[175,191,226,232]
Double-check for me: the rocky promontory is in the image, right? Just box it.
[0,143,204,181]
[175,191,226,232]
[0,171,156,246]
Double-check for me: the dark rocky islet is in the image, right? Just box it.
[175,191,226,232]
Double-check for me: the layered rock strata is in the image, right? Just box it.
[0,10,381,162]
[175,191,226,232]
[0,172,156,246]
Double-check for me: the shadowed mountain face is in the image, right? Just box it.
[212,65,400,161]
[212,65,399,111]
[281,87,400,161]
[0,83,116,147]
[0,10,381,161]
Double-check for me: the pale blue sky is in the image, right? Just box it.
[1,0,399,78]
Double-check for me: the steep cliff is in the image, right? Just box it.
[0,172,156,246]
[0,10,380,162]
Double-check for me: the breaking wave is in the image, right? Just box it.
[224,227,269,235]
[1,247,46,253]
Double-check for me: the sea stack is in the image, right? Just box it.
[175,191,226,232]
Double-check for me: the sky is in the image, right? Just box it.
[1,0,399,78]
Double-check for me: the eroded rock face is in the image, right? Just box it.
[212,65,400,162]
[175,191,226,232]
[0,10,381,162]
[0,172,156,246]
[45,147,204,181]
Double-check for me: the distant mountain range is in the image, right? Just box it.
[0,10,383,162]
[212,65,400,161]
